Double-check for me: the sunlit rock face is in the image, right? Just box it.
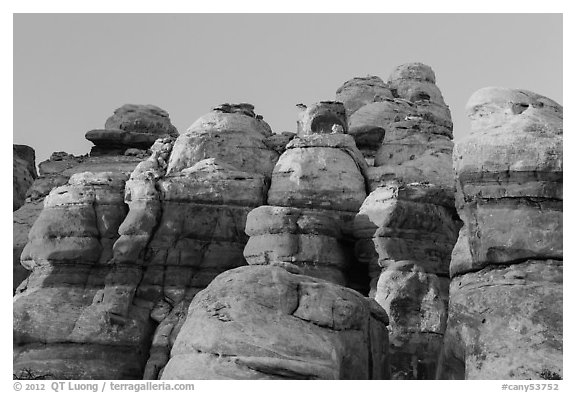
[168,103,278,178]
[13,104,279,380]
[243,102,367,291]
[86,104,179,156]
[161,265,390,380]
[337,63,452,167]
[438,87,563,380]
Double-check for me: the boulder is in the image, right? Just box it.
[440,260,562,380]
[161,265,390,380]
[167,104,278,178]
[86,104,178,154]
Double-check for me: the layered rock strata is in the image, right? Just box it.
[14,171,139,379]
[349,63,461,379]
[244,105,368,288]
[86,104,179,156]
[14,103,178,292]
[13,151,147,292]
[439,87,563,380]
[14,104,281,379]
[354,183,459,379]
[161,265,390,380]
[338,63,452,169]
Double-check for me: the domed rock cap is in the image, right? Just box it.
[86,104,179,152]
[186,103,273,137]
[388,62,436,84]
[335,75,394,116]
[465,87,562,132]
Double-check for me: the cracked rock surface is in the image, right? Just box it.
[438,87,563,380]
[162,265,390,380]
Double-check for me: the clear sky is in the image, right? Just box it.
[13,13,562,163]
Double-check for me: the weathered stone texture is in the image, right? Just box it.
[161,265,390,380]
[439,87,563,380]
[348,63,460,379]
[13,145,37,211]
[86,104,179,155]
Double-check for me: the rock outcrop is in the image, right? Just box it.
[244,102,367,288]
[86,104,179,156]
[13,144,37,211]
[161,265,390,380]
[296,101,348,136]
[338,63,453,169]
[13,152,146,293]
[13,105,178,293]
[14,171,139,379]
[349,63,461,379]
[438,88,563,380]
[13,103,280,380]
[14,73,560,382]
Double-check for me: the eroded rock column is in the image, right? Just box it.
[142,104,279,379]
[244,102,368,287]
[347,63,461,379]
[161,265,390,380]
[439,87,563,380]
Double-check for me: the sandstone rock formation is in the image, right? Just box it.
[243,102,368,288]
[14,72,560,382]
[13,152,146,293]
[338,63,453,169]
[161,265,390,380]
[13,104,178,293]
[348,63,461,379]
[296,101,348,136]
[168,103,278,178]
[13,103,281,380]
[86,104,179,156]
[14,171,138,379]
[13,144,37,211]
[438,88,563,380]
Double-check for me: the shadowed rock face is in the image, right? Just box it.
[439,88,563,380]
[348,63,461,379]
[296,101,348,136]
[13,144,38,290]
[161,265,390,380]
[13,145,37,211]
[354,182,460,379]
